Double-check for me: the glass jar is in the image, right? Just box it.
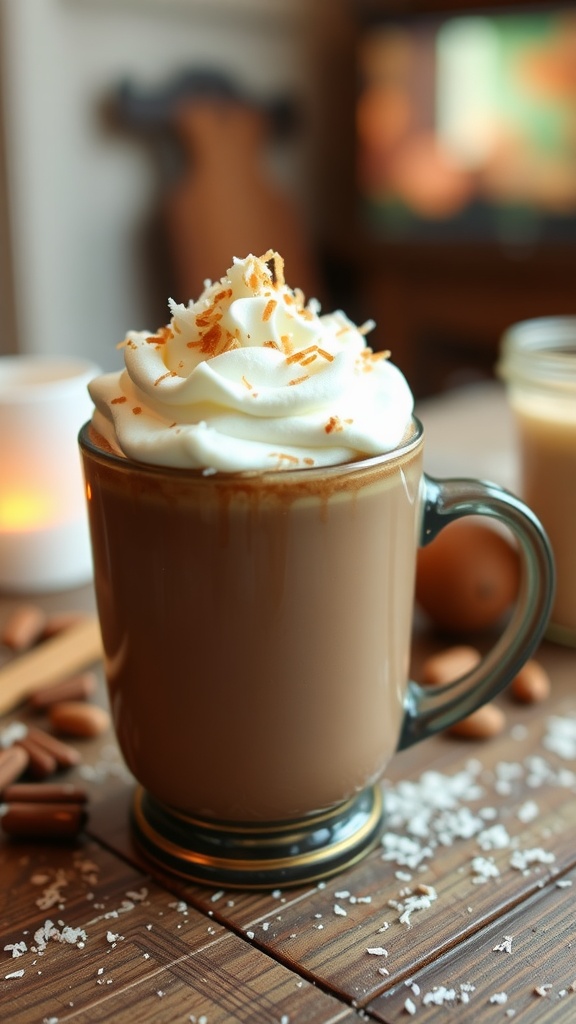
[499,316,576,647]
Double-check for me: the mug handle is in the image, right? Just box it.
[399,475,555,749]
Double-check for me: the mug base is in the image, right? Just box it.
[131,785,383,890]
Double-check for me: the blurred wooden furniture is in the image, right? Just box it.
[360,246,576,398]
[350,0,576,397]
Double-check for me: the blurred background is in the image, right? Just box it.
[1,0,575,398]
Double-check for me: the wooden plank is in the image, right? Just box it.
[19,931,359,1024]
[0,838,356,1024]
[367,864,576,1023]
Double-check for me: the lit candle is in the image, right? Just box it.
[0,355,100,592]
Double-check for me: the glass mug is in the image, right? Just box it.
[79,417,553,888]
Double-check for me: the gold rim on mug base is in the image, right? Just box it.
[131,785,384,890]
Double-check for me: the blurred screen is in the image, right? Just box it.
[357,7,576,242]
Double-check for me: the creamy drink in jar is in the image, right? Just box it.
[499,317,576,647]
[81,252,554,887]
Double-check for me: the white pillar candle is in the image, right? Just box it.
[0,355,100,592]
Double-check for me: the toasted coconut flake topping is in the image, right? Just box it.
[325,416,344,434]
[359,319,377,335]
[91,251,414,473]
[147,327,173,345]
[200,323,223,354]
[316,347,334,362]
[285,344,334,367]
[262,249,285,287]
[154,371,176,386]
[358,349,391,372]
[262,299,277,322]
[269,452,299,464]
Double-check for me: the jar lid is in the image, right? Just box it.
[498,316,576,391]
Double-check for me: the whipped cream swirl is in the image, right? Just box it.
[89,252,414,472]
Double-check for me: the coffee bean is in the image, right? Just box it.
[1,604,47,651]
[48,701,111,738]
[421,646,482,686]
[511,660,551,704]
[448,703,506,740]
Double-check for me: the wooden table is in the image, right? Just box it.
[1,384,575,1023]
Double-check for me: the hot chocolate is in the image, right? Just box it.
[81,421,423,821]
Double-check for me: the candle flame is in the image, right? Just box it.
[0,492,57,531]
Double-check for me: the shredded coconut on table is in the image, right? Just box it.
[4,941,27,958]
[169,900,189,915]
[490,992,509,1004]
[509,848,556,872]
[34,869,69,911]
[477,824,511,851]
[388,885,438,928]
[542,715,576,760]
[33,920,87,952]
[534,984,553,996]
[471,855,500,883]
[380,742,567,904]
[422,987,457,1006]
[517,800,539,823]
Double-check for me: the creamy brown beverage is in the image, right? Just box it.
[82,422,422,821]
[499,317,576,647]
[81,252,554,886]
[511,400,576,642]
